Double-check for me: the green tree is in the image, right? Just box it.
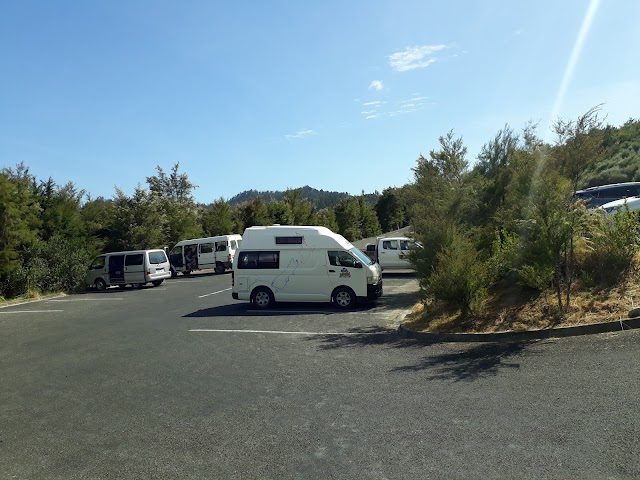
[266,199,294,225]
[201,198,237,236]
[37,179,85,241]
[0,164,41,274]
[146,163,202,244]
[375,188,406,232]
[552,105,604,193]
[283,188,315,224]
[238,197,270,229]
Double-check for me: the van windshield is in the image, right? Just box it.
[350,247,373,266]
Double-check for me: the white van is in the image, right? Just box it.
[367,236,422,270]
[169,234,242,275]
[231,226,383,309]
[85,249,171,290]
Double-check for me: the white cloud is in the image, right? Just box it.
[366,114,379,120]
[369,80,384,91]
[285,128,316,140]
[362,100,384,107]
[361,110,377,115]
[388,44,447,72]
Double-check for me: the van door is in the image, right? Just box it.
[379,239,402,267]
[326,250,366,297]
[169,246,184,271]
[183,244,199,272]
[398,239,412,268]
[215,240,228,265]
[108,255,125,284]
[198,242,216,268]
[125,253,145,285]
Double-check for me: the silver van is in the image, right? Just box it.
[85,249,171,290]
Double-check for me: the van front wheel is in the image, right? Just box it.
[333,287,355,309]
[95,278,107,291]
[252,287,274,309]
[152,280,163,287]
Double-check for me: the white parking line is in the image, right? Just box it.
[0,310,64,314]
[197,288,231,298]
[189,329,386,335]
[48,298,123,302]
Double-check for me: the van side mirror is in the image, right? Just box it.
[354,261,363,268]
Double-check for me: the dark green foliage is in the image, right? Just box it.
[228,185,379,210]
[375,188,407,232]
[581,209,640,286]
[0,164,41,274]
[201,198,237,236]
[426,234,489,315]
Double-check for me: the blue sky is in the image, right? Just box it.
[1,0,639,203]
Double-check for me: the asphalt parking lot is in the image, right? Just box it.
[1,271,639,479]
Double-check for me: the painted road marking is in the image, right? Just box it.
[198,288,232,298]
[0,295,66,309]
[48,298,123,302]
[0,310,64,314]
[189,329,389,335]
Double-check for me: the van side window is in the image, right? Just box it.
[230,240,237,249]
[275,236,303,244]
[200,243,214,254]
[170,246,182,256]
[383,240,399,250]
[237,251,279,269]
[125,254,144,266]
[90,256,105,270]
[215,242,227,252]
[399,240,410,250]
[148,251,167,264]
[328,251,356,268]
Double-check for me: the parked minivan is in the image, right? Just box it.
[231,225,383,309]
[574,182,640,208]
[86,249,171,290]
[169,234,242,276]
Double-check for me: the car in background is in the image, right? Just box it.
[600,196,640,215]
[574,182,640,208]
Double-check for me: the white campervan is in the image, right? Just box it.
[85,249,171,290]
[231,226,383,309]
[169,234,242,275]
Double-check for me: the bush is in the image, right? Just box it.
[582,209,640,286]
[427,235,489,315]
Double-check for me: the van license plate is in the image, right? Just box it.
[156,268,164,272]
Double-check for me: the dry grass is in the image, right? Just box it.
[405,267,640,334]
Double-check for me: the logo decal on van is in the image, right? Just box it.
[339,268,351,278]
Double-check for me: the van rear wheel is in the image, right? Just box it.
[333,287,355,309]
[152,280,163,287]
[215,262,225,274]
[252,287,274,309]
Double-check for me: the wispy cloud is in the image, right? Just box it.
[285,128,316,140]
[362,100,385,107]
[369,80,384,91]
[388,44,447,72]
[361,94,431,120]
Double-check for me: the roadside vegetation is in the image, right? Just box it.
[2,107,640,329]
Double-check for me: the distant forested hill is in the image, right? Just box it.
[228,185,379,209]
[582,118,640,187]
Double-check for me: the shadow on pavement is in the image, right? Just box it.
[391,340,539,382]
[182,302,380,318]
[310,326,541,382]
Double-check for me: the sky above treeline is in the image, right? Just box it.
[1,0,639,203]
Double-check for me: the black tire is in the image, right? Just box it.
[215,262,225,274]
[184,270,191,276]
[332,287,355,309]
[134,283,144,289]
[251,287,274,309]
[118,284,127,289]
[170,268,178,278]
[152,280,163,287]
[95,278,107,291]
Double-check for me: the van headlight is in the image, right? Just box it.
[367,274,374,284]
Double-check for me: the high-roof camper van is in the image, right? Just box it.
[231,226,382,309]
